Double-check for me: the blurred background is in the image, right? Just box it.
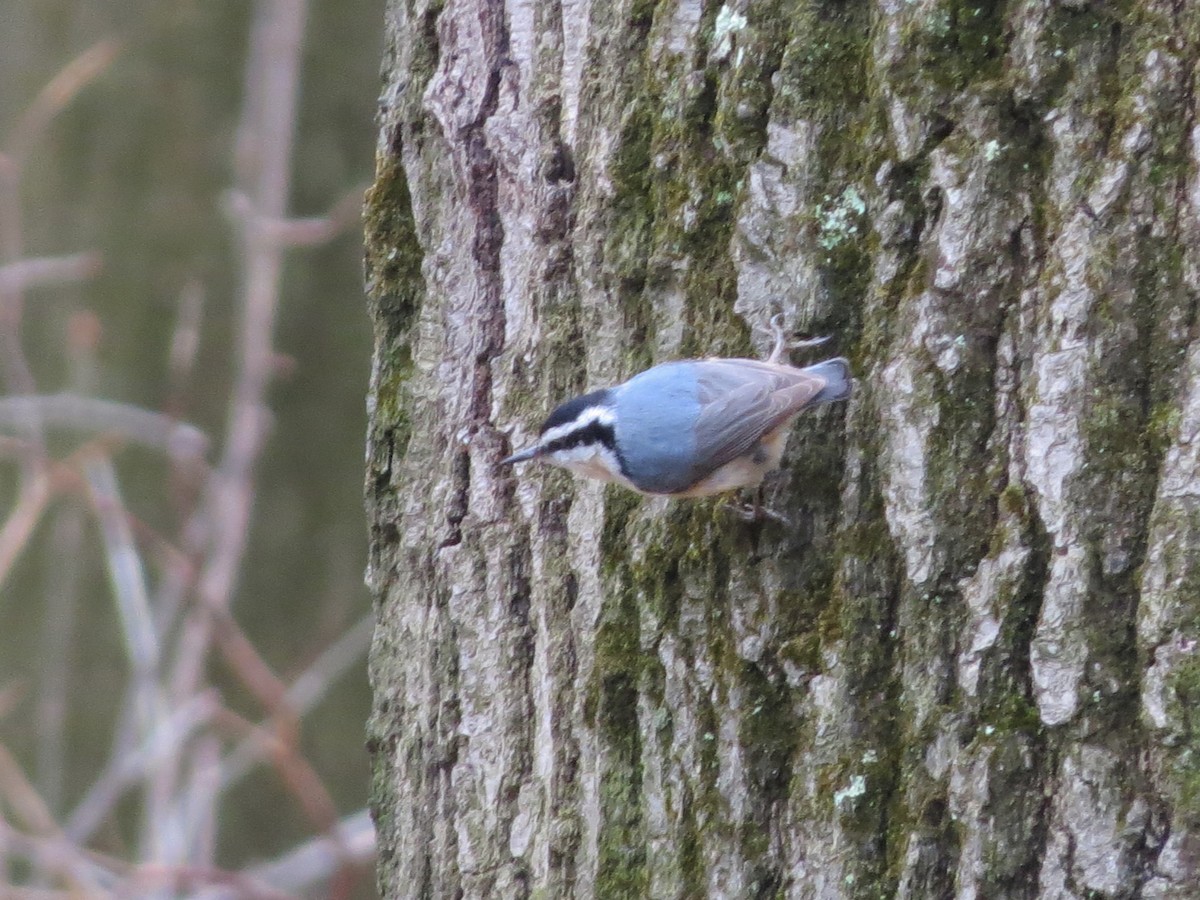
[0,0,383,895]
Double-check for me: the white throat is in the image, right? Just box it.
[548,442,624,484]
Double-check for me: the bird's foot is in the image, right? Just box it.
[721,498,792,527]
[765,312,829,364]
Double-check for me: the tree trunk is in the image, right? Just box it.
[364,1,1200,897]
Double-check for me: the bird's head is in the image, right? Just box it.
[500,389,624,482]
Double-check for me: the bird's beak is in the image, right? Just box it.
[499,445,540,466]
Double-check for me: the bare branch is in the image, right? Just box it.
[83,457,161,683]
[0,746,108,891]
[0,473,52,592]
[180,736,222,868]
[0,394,209,460]
[224,185,365,246]
[284,613,374,712]
[65,692,218,844]
[208,613,349,855]
[244,809,375,894]
[0,40,119,471]
[0,8,366,897]
[0,744,59,836]
[80,454,174,863]
[168,0,311,815]
[220,614,374,788]
[127,863,292,900]
[5,40,121,165]
[0,820,118,894]
[0,157,42,452]
[0,252,102,294]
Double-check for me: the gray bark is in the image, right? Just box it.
[365,0,1200,897]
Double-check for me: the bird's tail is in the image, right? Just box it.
[805,358,853,405]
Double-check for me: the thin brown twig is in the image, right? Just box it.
[122,862,292,900]
[211,611,366,900]
[219,614,372,790]
[208,611,349,854]
[0,436,200,596]
[246,809,375,895]
[0,745,59,835]
[210,703,342,847]
[0,746,93,892]
[205,615,355,887]
[0,472,52,591]
[210,610,294,733]
[5,39,121,165]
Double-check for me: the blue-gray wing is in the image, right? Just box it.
[690,358,837,475]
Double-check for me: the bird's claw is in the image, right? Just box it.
[721,499,792,527]
[765,312,829,364]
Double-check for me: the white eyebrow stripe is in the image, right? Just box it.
[540,406,615,444]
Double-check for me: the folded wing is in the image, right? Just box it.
[690,358,837,476]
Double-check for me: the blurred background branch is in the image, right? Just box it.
[0,0,378,896]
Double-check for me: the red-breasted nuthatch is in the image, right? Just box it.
[500,319,851,498]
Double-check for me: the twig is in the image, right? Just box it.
[195,0,310,613]
[166,0,311,847]
[181,736,221,870]
[0,40,117,472]
[0,252,102,293]
[65,692,217,844]
[5,39,121,165]
[0,820,117,894]
[244,809,374,893]
[219,614,373,788]
[0,472,52,592]
[0,745,59,836]
[0,394,209,460]
[0,12,367,899]
[0,746,101,891]
[223,184,365,247]
[83,456,161,691]
[208,613,348,852]
[0,436,197,597]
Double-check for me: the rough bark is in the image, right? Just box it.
[365,1,1200,897]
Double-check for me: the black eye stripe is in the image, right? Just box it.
[546,420,615,454]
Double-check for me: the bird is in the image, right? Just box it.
[499,317,851,504]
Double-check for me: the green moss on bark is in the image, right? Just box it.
[897,0,1009,92]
